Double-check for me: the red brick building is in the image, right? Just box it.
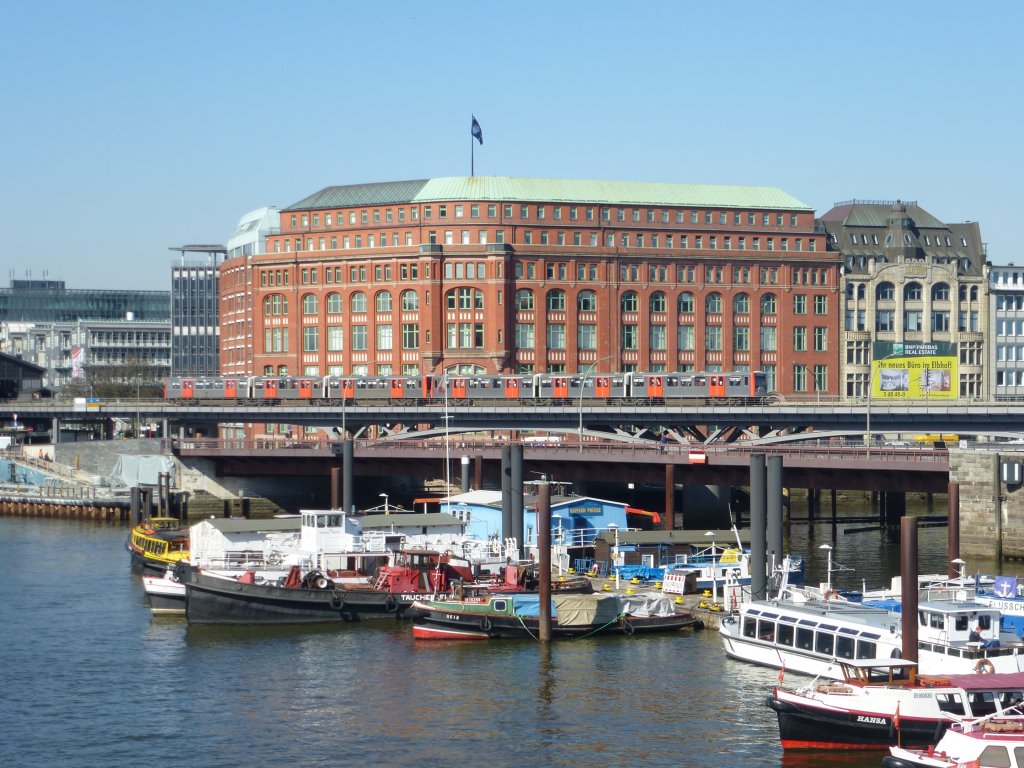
[220,176,839,396]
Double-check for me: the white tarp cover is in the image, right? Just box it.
[617,592,678,618]
[109,455,175,487]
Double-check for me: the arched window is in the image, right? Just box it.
[547,289,566,312]
[649,291,667,313]
[577,290,597,312]
[263,296,274,315]
[932,283,950,301]
[678,292,695,313]
[621,291,639,313]
[326,292,342,314]
[876,282,895,301]
[376,290,392,312]
[706,292,722,314]
[515,289,534,311]
[733,293,750,314]
[401,290,419,311]
[858,284,865,300]
[351,291,367,313]
[302,293,318,315]
[760,294,776,314]
[904,282,922,301]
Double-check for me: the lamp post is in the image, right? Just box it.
[819,544,833,593]
[379,492,389,514]
[705,530,717,605]
[578,354,615,453]
[952,557,966,589]
[608,523,620,590]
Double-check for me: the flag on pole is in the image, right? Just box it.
[471,115,483,145]
[893,701,901,732]
[777,663,785,684]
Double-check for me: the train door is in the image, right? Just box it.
[504,377,522,399]
[389,378,405,398]
[179,379,195,398]
[709,375,726,398]
[594,376,611,398]
[551,376,569,398]
[263,379,279,399]
[299,379,314,398]
[648,375,664,398]
[341,378,354,400]
[224,379,238,398]
[450,378,468,399]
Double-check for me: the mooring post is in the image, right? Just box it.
[537,481,552,643]
[901,515,919,663]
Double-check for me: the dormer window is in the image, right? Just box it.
[904,234,912,245]
[885,234,894,246]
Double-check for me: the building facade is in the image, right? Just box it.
[990,265,1024,400]
[220,177,839,396]
[819,201,989,400]
[171,245,227,377]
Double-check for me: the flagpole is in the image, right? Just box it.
[471,135,474,177]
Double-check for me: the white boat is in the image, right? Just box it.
[767,657,1024,750]
[885,708,1024,767]
[720,594,1024,680]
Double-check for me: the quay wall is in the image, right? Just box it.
[0,496,130,522]
[951,448,1024,560]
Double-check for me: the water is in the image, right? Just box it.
[0,514,981,768]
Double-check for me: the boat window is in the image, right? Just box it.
[838,627,858,635]
[758,620,776,642]
[1001,692,1024,709]
[818,624,837,633]
[815,632,835,656]
[779,616,796,624]
[742,617,757,638]
[956,615,970,632]
[935,693,966,716]
[760,612,779,620]
[855,640,877,659]
[796,628,814,651]
[776,623,794,646]
[835,635,855,659]
[978,746,1011,768]
[1016,748,1024,766]
[798,619,817,626]
[970,692,999,717]
[978,616,994,632]
[493,600,507,612]
[858,631,881,640]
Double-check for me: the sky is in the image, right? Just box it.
[2,1,1021,291]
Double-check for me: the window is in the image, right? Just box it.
[376,291,392,312]
[401,290,419,311]
[933,283,951,301]
[734,326,749,352]
[621,324,638,350]
[678,292,695,313]
[515,323,534,349]
[706,293,722,314]
[650,291,667,313]
[402,323,419,349]
[814,295,827,315]
[876,310,895,331]
[905,310,923,331]
[376,325,393,350]
[578,324,597,350]
[621,291,639,313]
[793,295,806,314]
[733,293,750,314]
[327,326,343,352]
[793,364,808,392]
[515,289,534,311]
[351,292,367,313]
[302,294,318,315]
[303,326,319,352]
[327,293,342,314]
[650,325,666,350]
[793,327,807,351]
[760,326,777,351]
[814,365,828,392]
[760,294,777,314]
[932,311,950,332]
[905,282,923,301]
[352,325,367,350]
[678,325,695,350]
[814,327,827,352]
[547,289,566,311]
[705,326,722,351]
[876,282,895,301]
[547,323,566,350]
[578,290,597,312]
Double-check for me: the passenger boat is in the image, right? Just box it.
[767,658,1024,750]
[125,517,190,575]
[410,591,700,641]
[885,709,1024,767]
[183,548,476,625]
[720,594,1024,680]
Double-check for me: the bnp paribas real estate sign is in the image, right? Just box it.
[871,341,958,400]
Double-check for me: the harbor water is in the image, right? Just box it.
[0,511,982,768]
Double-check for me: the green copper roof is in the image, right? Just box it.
[284,176,810,212]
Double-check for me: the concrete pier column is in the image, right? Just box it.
[501,445,512,543]
[831,489,838,522]
[330,466,341,510]
[510,443,524,555]
[901,516,919,663]
[948,481,960,577]
[52,417,59,443]
[885,491,906,526]
[341,439,354,515]
[461,456,470,493]
[664,463,675,531]
[750,454,767,600]
[767,456,784,577]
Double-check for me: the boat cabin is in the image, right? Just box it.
[836,658,920,685]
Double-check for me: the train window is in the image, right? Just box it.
[694,377,705,386]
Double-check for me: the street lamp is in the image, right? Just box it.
[819,544,833,594]
[952,557,966,588]
[705,531,718,605]
[608,523,620,590]
[379,492,389,514]
[578,354,615,453]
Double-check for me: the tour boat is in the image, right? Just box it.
[885,710,1024,767]
[125,517,190,575]
[410,591,700,641]
[767,658,1024,750]
[720,594,1024,680]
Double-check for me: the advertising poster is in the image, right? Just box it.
[871,341,957,400]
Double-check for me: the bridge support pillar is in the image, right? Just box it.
[501,445,512,543]
[341,439,354,515]
[510,444,524,555]
[884,491,906,526]
[831,489,838,522]
[767,456,784,577]
[750,454,767,600]
[948,481,960,577]
[330,466,340,510]
[664,463,675,531]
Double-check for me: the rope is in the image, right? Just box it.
[571,612,629,641]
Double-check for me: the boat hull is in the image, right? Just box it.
[183,568,413,625]
[766,694,945,750]
[143,576,187,615]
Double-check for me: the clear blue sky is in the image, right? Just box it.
[2,1,1020,291]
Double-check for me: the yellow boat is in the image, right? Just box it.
[126,517,190,574]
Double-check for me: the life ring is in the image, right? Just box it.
[976,658,995,674]
[479,617,493,632]
[330,592,342,609]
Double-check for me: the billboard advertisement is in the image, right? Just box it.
[871,341,957,400]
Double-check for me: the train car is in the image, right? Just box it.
[535,373,627,402]
[425,374,533,402]
[166,377,248,400]
[629,371,768,402]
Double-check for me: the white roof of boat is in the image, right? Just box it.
[191,517,302,534]
[840,658,919,669]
